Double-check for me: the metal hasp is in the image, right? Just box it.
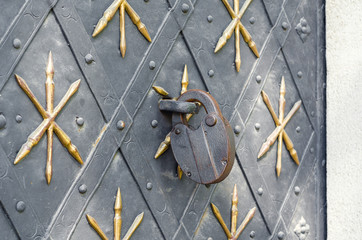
[167,89,235,184]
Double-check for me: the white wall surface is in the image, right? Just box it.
[326,0,362,239]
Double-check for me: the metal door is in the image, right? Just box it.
[0,0,325,239]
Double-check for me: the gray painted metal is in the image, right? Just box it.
[0,0,326,239]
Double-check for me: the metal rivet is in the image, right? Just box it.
[297,71,303,78]
[310,147,314,153]
[78,184,87,194]
[16,201,25,212]
[16,115,22,123]
[282,22,289,30]
[85,54,94,64]
[187,172,191,177]
[301,18,307,27]
[151,120,158,128]
[207,15,213,23]
[249,17,256,24]
[294,186,300,195]
[257,187,263,195]
[256,75,262,83]
[208,69,214,77]
[181,3,189,13]
[149,61,156,70]
[146,182,153,190]
[175,128,181,135]
[277,231,285,239]
[0,114,6,129]
[234,125,241,134]
[205,115,217,127]
[255,123,260,131]
[296,126,301,133]
[117,120,125,130]
[322,159,326,166]
[311,111,315,117]
[250,231,256,238]
[13,38,21,49]
[76,117,84,126]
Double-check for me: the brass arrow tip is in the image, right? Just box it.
[46,168,52,185]
[257,144,268,159]
[235,59,241,72]
[276,166,281,177]
[232,184,238,203]
[14,144,31,165]
[115,187,122,210]
[46,51,54,76]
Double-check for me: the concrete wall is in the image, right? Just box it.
[326,0,362,239]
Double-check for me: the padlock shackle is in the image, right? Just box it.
[172,89,222,126]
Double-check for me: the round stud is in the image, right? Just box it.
[301,18,307,27]
[257,187,263,195]
[16,201,25,212]
[311,111,315,117]
[297,71,303,78]
[255,123,261,131]
[15,115,22,123]
[294,186,300,195]
[175,128,181,135]
[181,3,189,13]
[249,17,256,24]
[13,38,21,49]
[277,231,285,239]
[85,54,94,64]
[187,172,191,177]
[282,22,289,30]
[0,115,6,129]
[149,61,156,70]
[76,117,84,126]
[78,184,87,194]
[310,147,314,153]
[234,125,241,134]
[208,69,214,77]
[117,120,125,130]
[207,15,213,23]
[146,182,153,190]
[205,115,217,127]
[151,120,158,128]
[250,231,256,238]
[256,75,262,83]
[296,126,301,133]
[301,26,308,33]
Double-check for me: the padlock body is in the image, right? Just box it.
[170,90,235,184]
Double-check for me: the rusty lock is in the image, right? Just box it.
[160,89,235,184]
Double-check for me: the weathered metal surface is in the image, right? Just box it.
[0,0,326,239]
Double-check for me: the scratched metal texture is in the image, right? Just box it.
[0,0,325,239]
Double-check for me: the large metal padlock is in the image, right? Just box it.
[167,89,235,184]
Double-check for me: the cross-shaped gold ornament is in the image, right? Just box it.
[152,65,191,179]
[86,188,144,240]
[215,0,259,72]
[92,0,152,58]
[258,76,301,177]
[211,184,256,240]
[14,51,83,184]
